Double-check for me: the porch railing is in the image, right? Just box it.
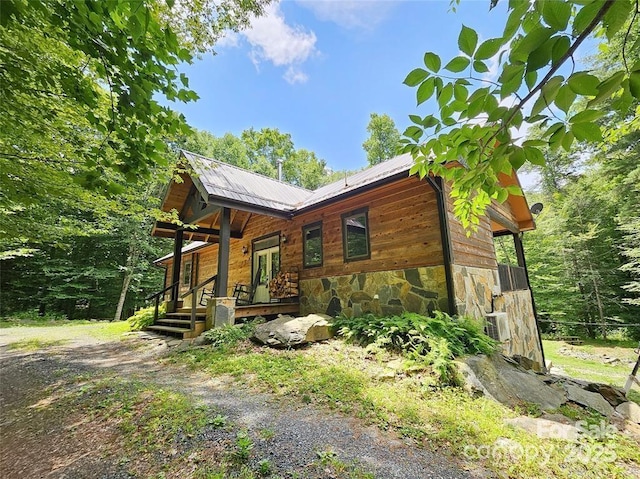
[180,275,217,330]
[498,263,528,292]
[145,281,179,323]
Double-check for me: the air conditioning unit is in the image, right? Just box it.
[485,312,511,342]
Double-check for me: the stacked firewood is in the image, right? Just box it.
[269,270,299,298]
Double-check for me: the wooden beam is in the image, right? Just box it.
[215,207,231,297]
[240,213,252,234]
[183,202,220,225]
[487,208,520,234]
[154,222,242,239]
[171,229,184,304]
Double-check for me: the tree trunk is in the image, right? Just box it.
[114,272,133,322]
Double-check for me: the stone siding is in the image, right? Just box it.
[451,265,499,318]
[494,290,543,366]
[451,264,543,368]
[299,266,449,318]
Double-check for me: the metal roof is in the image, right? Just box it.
[154,241,210,264]
[180,150,415,215]
[182,151,313,212]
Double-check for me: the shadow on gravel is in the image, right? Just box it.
[0,338,485,479]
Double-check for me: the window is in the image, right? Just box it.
[182,258,192,288]
[303,222,323,268]
[341,208,370,261]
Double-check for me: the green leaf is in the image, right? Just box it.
[561,131,574,151]
[166,0,176,8]
[444,56,471,73]
[404,126,423,142]
[454,84,468,102]
[473,60,489,73]
[571,122,602,142]
[541,0,571,30]
[551,36,571,65]
[524,71,538,90]
[475,38,504,60]
[409,114,423,125]
[499,63,525,98]
[511,27,553,63]
[423,115,439,128]
[423,52,441,73]
[416,78,436,105]
[458,25,478,56]
[568,72,600,96]
[603,0,632,39]
[554,84,576,114]
[509,147,526,170]
[573,1,603,36]
[404,68,429,87]
[438,83,454,109]
[588,71,625,105]
[526,37,555,73]
[523,146,545,166]
[629,71,640,99]
[569,109,605,124]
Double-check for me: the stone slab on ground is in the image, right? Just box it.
[565,384,614,417]
[456,354,566,411]
[252,314,333,347]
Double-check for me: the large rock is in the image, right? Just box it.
[505,416,578,441]
[456,354,566,411]
[585,383,627,407]
[565,384,614,416]
[616,402,640,424]
[252,314,333,348]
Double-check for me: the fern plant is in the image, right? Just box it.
[127,304,166,331]
[332,311,496,384]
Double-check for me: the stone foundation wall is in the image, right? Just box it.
[451,265,498,318]
[494,290,543,365]
[451,264,543,368]
[299,266,449,318]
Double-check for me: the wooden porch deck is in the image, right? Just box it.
[236,301,300,319]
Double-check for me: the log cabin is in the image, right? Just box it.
[150,150,545,369]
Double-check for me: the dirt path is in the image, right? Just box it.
[0,328,484,479]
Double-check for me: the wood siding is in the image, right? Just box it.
[444,182,498,270]
[169,176,445,296]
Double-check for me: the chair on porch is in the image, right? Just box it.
[198,277,217,306]
[233,270,261,306]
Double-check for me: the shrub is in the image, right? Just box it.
[127,304,165,331]
[332,311,497,384]
[202,322,255,349]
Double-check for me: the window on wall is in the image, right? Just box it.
[303,222,323,268]
[182,258,192,288]
[341,208,370,261]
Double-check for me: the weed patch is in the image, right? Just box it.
[127,304,165,331]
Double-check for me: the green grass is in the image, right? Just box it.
[2,321,131,346]
[7,338,68,351]
[172,339,640,479]
[543,339,640,404]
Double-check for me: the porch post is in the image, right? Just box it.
[171,228,184,304]
[215,207,231,297]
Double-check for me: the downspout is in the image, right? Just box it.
[514,232,547,370]
[426,176,457,315]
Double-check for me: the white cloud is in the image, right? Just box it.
[241,2,317,83]
[298,0,398,30]
[283,66,309,84]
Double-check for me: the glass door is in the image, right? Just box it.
[253,245,280,303]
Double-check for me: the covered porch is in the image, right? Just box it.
[146,153,304,338]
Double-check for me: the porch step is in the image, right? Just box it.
[157,318,204,327]
[175,307,207,314]
[147,325,192,335]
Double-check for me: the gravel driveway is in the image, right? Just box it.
[0,327,486,478]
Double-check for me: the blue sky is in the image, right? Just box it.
[172,0,596,176]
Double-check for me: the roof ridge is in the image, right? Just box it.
[180,149,313,193]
